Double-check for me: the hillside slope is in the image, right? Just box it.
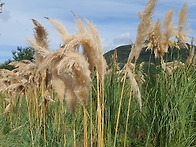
[104,44,191,68]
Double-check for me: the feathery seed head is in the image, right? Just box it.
[147,19,166,58]
[175,3,192,47]
[131,0,157,63]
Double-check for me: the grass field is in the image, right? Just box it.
[0,58,195,147]
[0,0,196,146]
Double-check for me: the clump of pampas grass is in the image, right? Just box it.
[0,68,26,114]
[125,0,157,111]
[0,69,24,93]
[27,15,106,116]
[146,8,175,59]
[145,2,193,75]
[147,19,165,58]
[27,15,106,147]
[146,2,192,58]
[114,1,157,146]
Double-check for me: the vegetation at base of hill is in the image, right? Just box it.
[12,46,34,62]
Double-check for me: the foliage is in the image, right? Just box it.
[0,59,14,70]
[12,46,34,62]
[0,46,34,70]
[0,2,4,13]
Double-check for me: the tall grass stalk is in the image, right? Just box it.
[0,93,1,113]
[17,93,23,123]
[41,72,46,145]
[34,87,39,127]
[24,90,34,147]
[97,71,102,147]
[90,88,93,147]
[61,103,66,146]
[83,105,88,147]
[123,61,137,147]
[43,101,46,145]
[113,71,127,147]
[73,117,76,147]
[101,79,105,147]
[38,91,43,144]
[144,65,196,146]
[9,94,13,129]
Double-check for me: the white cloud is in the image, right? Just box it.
[101,37,114,53]
[113,32,131,46]
[101,32,133,53]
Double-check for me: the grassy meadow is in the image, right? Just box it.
[0,61,195,147]
[0,0,196,146]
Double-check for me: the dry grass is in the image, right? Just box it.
[147,19,165,58]
[163,9,175,49]
[175,3,192,48]
[27,16,106,117]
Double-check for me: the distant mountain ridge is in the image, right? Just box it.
[104,44,192,68]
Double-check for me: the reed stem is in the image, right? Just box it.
[61,103,66,146]
[124,60,136,147]
[114,70,127,147]
[90,88,93,147]
[73,116,76,147]
[24,90,34,147]
[97,71,102,147]
[83,105,88,147]
[101,78,105,147]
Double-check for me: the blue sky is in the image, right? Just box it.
[0,0,196,64]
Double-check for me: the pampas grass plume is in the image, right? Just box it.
[163,9,175,49]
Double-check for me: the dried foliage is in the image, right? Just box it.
[28,15,106,115]
[145,2,193,60]
[126,68,142,110]
[161,60,185,75]
[123,0,157,112]
[185,38,195,66]
[0,69,24,93]
[0,14,107,116]
[147,19,165,58]
[133,0,157,62]
[175,3,192,48]
[32,19,49,51]
[163,9,175,49]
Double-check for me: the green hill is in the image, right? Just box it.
[104,44,192,68]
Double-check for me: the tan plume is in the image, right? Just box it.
[45,17,69,44]
[126,68,142,111]
[175,3,191,48]
[147,19,166,58]
[32,19,49,51]
[163,9,175,49]
[127,0,157,65]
